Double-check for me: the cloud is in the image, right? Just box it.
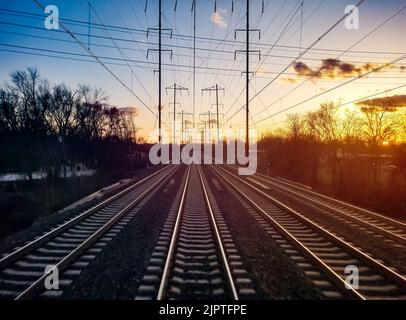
[356,95,406,111]
[281,77,298,84]
[211,9,227,28]
[287,58,398,83]
[119,106,138,115]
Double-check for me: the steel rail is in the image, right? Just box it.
[11,166,179,300]
[0,165,173,271]
[212,165,406,298]
[254,166,406,228]
[197,165,239,300]
[224,165,406,244]
[217,165,406,286]
[157,165,191,300]
[210,165,365,300]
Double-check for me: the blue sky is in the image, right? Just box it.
[1,0,406,138]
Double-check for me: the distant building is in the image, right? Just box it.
[0,163,97,182]
[59,163,97,178]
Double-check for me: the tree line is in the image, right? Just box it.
[259,100,406,218]
[0,67,141,177]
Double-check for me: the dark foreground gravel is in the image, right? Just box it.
[255,179,406,275]
[0,165,167,257]
[203,166,323,300]
[61,166,187,299]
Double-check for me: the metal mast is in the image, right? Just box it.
[202,84,225,142]
[166,84,189,144]
[146,0,173,143]
[235,1,261,157]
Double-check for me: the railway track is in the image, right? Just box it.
[0,165,178,300]
[224,164,406,248]
[210,165,406,300]
[135,165,255,300]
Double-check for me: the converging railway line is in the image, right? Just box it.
[136,165,255,300]
[220,164,406,276]
[225,164,406,247]
[0,0,405,306]
[0,164,405,300]
[209,165,406,299]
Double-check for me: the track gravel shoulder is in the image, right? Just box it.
[255,178,406,275]
[61,166,186,300]
[0,165,167,258]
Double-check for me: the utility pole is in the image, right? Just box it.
[202,84,225,142]
[168,110,193,144]
[235,0,261,158]
[245,0,249,158]
[181,111,193,144]
[146,0,172,143]
[166,83,188,144]
[158,0,162,144]
[192,1,197,132]
[199,111,214,144]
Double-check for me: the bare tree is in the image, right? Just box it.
[103,106,121,138]
[305,102,346,191]
[286,113,306,139]
[9,67,51,133]
[0,89,19,132]
[358,102,398,147]
[341,109,363,143]
[400,110,406,142]
[357,98,400,185]
[306,102,341,143]
[49,84,78,137]
[75,86,107,139]
[119,107,138,141]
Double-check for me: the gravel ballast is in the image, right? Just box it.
[203,166,323,300]
[0,165,168,258]
[61,166,187,299]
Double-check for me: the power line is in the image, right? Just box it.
[1,43,404,80]
[1,8,405,56]
[253,52,406,126]
[3,20,406,65]
[88,2,157,108]
[255,83,406,130]
[202,84,225,142]
[9,0,404,141]
[250,2,406,123]
[222,0,308,125]
[146,0,173,143]
[3,47,405,88]
[166,83,188,143]
[222,0,367,126]
[31,0,161,125]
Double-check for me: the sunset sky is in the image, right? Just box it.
[0,0,405,140]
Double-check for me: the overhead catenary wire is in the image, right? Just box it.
[2,20,406,65]
[88,1,157,108]
[30,0,162,125]
[249,2,406,123]
[2,0,403,139]
[1,8,405,56]
[222,0,367,126]
[253,52,406,127]
[254,83,406,130]
[222,0,312,124]
[5,46,405,87]
[1,43,404,81]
